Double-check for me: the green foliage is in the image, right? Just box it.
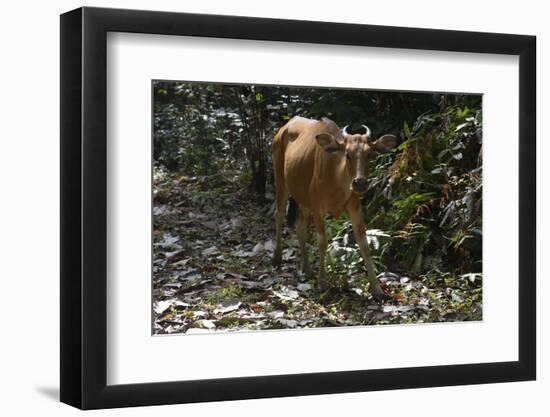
[357,100,482,275]
[206,284,243,304]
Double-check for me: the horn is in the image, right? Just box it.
[342,125,350,136]
[361,125,372,138]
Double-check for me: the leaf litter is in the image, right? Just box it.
[153,170,482,335]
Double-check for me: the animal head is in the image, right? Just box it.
[315,121,397,194]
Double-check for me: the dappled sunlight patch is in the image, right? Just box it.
[152,83,482,335]
[152,169,481,335]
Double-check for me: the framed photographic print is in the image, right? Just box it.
[60,6,536,409]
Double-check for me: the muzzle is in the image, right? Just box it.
[351,177,368,194]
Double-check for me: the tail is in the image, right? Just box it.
[286,198,298,227]
[273,123,299,228]
[273,124,290,224]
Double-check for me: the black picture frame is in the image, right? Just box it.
[60,6,536,410]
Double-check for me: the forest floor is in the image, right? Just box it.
[152,168,482,335]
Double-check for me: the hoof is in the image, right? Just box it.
[371,292,389,303]
[272,254,282,268]
[316,274,327,292]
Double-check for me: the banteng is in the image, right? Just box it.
[272,116,397,300]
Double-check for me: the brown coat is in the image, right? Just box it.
[271,116,397,298]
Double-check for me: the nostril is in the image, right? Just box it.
[353,178,367,187]
[352,178,367,191]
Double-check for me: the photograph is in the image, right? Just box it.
[52,3,538,412]
[152,81,483,335]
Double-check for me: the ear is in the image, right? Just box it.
[315,132,343,154]
[320,117,340,135]
[372,134,398,153]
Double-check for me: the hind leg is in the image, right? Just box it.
[272,187,288,267]
[272,210,283,267]
[296,208,312,276]
[312,211,328,290]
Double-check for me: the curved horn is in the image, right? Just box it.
[342,125,350,136]
[361,125,372,138]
